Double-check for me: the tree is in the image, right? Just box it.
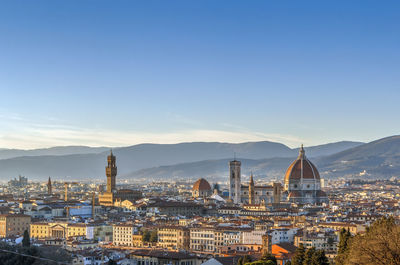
[261,253,277,264]
[303,247,316,265]
[22,230,30,248]
[335,228,352,265]
[345,216,400,265]
[237,257,243,265]
[245,253,276,265]
[292,244,305,265]
[142,230,151,242]
[310,249,329,265]
[150,230,158,242]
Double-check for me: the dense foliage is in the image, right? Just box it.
[342,217,400,265]
[0,241,71,265]
[142,229,158,243]
[291,244,329,265]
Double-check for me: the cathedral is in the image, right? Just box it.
[229,160,281,205]
[283,145,328,204]
[229,145,328,205]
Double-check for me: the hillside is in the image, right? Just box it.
[316,135,400,178]
[127,136,400,180]
[0,140,363,180]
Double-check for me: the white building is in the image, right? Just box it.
[270,228,298,244]
[190,227,216,252]
[242,229,266,245]
[113,223,134,246]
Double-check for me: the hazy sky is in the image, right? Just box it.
[1,1,399,149]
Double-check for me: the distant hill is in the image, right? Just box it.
[316,135,400,178]
[0,146,109,160]
[0,140,364,180]
[127,157,294,181]
[127,136,400,180]
[294,141,363,157]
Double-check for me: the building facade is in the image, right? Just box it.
[0,214,31,238]
[158,226,190,250]
[113,223,134,246]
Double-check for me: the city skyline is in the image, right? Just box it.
[1,1,400,149]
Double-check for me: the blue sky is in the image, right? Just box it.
[0,1,399,149]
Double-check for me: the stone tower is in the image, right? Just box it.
[229,159,241,204]
[249,173,255,204]
[262,233,272,255]
[273,182,281,204]
[106,150,117,193]
[47,177,52,195]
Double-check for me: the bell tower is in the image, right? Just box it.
[229,156,241,204]
[106,150,117,193]
[249,173,255,204]
[47,177,52,195]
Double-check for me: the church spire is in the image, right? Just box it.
[47,177,52,195]
[249,172,255,205]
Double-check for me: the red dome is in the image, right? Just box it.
[284,146,320,183]
[193,178,211,191]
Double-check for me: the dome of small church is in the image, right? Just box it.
[193,178,211,192]
[192,178,212,198]
[284,145,320,183]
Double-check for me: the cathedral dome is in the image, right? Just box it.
[193,178,211,192]
[284,145,320,183]
[192,178,212,198]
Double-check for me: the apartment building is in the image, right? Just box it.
[158,226,190,250]
[0,214,31,238]
[190,226,215,252]
[113,223,134,246]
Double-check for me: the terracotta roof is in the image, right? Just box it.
[193,178,211,191]
[284,147,320,182]
[273,242,297,253]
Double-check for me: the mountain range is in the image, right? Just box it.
[0,135,399,181]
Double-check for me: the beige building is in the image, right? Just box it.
[113,223,134,246]
[133,233,143,247]
[31,222,87,239]
[158,226,190,250]
[67,223,87,238]
[294,232,337,252]
[31,222,50,238]
[190,226,216,253]
[0,214,31,238]
[319,222,366,234]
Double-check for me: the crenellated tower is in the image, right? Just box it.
[106,150,117,193]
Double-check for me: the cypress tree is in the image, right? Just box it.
[22,230,30,248]
[291,243,305,265]
[311,249,329,265]
[303,247,316,265]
